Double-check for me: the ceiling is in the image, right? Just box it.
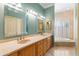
[39,3,54,9]
[39,3,75,13]
[55,3,75,13]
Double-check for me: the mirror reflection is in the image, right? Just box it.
[4,4,26,38]
[0,3,52,42]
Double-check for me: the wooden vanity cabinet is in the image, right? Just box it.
[8,52,18,56]
[18,44,36,56]
[18,36,53,56]
[35,40,44,56]
[35,36,53,56]
[8,35,53,56]
[43,37,53,54]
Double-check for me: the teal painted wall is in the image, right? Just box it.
[45,6,54,21]
[0,4,4,39]
[45,6,55,33]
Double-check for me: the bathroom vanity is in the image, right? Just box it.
[0,33,53,56]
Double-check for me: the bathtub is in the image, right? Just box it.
[54,37,75,46]
[55,37,75,42]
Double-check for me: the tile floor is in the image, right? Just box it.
[45,46,76,56]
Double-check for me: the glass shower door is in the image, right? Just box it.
[54,19,69,41]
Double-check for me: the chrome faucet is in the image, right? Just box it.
[39,31,43,35]
[20,35,24,40]
[17,35,24,42]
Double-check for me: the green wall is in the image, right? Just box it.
[45,6,55,33]
[0,4,4,39]
[45,6,54,21]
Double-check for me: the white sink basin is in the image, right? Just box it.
[18,39,30,44]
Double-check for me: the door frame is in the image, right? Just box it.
[76,3,79,56]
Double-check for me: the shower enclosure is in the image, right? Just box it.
[54,18,69,41]
[54,4,74,42]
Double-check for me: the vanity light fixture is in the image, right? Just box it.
[27,11,34,16]
[30,10,38,16]
[26,9,38,16]
[16,3,22,8]
[5,3,24,12]
[38,14,45,19]
[40,15,45,19]
[29,9,38,16]
[7,3,22,8]
[26,8,45,19]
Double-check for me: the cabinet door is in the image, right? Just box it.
[43,37,52,54]
[35,40,44,56]
[40,40,44,56]
[18,44,35,56]
[47,37,51,49]
[43,39,48,54]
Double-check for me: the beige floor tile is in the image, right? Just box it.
[45,46,75,56]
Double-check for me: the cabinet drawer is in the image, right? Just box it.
[18,44,35,56]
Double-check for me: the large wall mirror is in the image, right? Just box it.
[4,16,23,37]
[38,17,43,33]
[4,4,27,38]
[0,3,46,41]
[38,17,45,34]
[45,19,52,32]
